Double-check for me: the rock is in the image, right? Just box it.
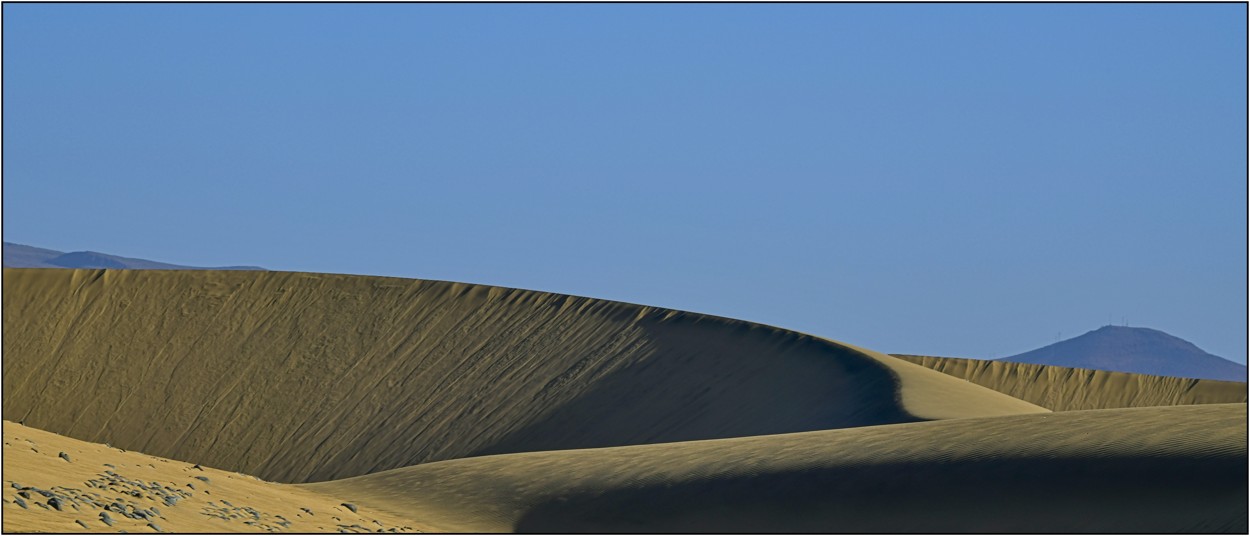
[301,507,314,515]
[100,512,115,526]
[341,503,358,513]
[76,520,90,529]
[147,522,164,532]
[47,497,63,511]
[58,452,72,462]
[192,464,203,471]
[13,497,27,509]
[193,476,210,483]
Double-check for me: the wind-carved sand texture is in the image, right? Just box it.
[1,269,1042,483]
[892,354,1248,410]
[2,268,1245,533]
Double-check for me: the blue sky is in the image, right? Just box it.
[4,3,1246,363]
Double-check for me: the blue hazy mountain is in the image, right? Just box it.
[3,242,264,271]
[1001,325,1246,382]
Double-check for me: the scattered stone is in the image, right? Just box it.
[58,452,72,462]
[301,507,314,515]
[341,502,358,513]
[193,476,210,483]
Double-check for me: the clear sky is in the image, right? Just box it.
[4,3,1246,363]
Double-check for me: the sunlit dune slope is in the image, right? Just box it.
[309,404,1248,533]
[2,269,1043,484]
[1,421,430,533]
[893,354,1248,410]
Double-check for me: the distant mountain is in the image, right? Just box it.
[2,242,264,271]
[1001,325,1247,382]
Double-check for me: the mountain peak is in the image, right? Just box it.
[1001,326,1246,382]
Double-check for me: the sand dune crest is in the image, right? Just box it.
[3,269,1042,484]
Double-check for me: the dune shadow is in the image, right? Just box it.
[514,454,1248,533]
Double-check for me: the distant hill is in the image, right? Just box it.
[2,242,264,271]
[1000,325,1247,382]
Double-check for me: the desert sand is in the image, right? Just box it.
[894,353,1247,410]
[312,404,1247,533]
[2,421,430,533]
[3,268,1246,532]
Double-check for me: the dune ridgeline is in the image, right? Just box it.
[2,268,1246,533]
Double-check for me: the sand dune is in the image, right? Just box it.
[2,268,1043,484]
[7,404,1244,533]
[894,354,1247,410]
[2,268,1244,533]
[308,403,1248,533]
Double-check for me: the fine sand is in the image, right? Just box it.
[893,354,1248,410]
[3,268,1042,484]
[5,405,1243,533]
[310,404,1246,533]
[2,268,1245,533]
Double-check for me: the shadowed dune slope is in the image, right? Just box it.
[2,269,1043,484]
[893,354,1248,411]
[308,404,1248,534]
